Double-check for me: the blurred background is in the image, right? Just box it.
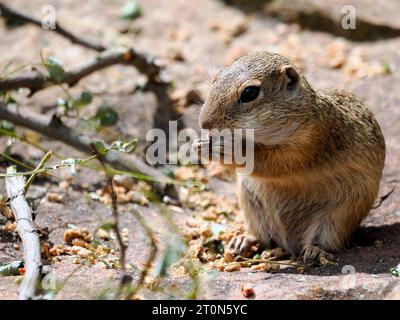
[0,0,399,300]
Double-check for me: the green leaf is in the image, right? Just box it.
[217,211,230,218]
[88,192,101,201]
[98,222,114,231]
[164,169,175,179]
[45,57,65,83]
[390,265,400,277]
[0,91,18,106]
[95,105,119,127]
[383,63,391,74]
[6,95,17,105]
[0,120,15,137]
[91,139,109,155]
[73,90,93,109]
[80,90,92,105]
[110,139,138,153]
[120,1,142,20]
[141,189,161,203]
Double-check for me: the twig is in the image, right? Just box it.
[92,143,131,296]
[0,101,168,184]
[237,257,313,268]
[0,154,98,178]
[128,208,158,298]
[24,151,52,194]
[0,3,177,134]
[0,151,34,171]
[5,165,42,300]
[0,3,105,52]
[0,2,162,81]
[0,48,161,95]
[0,128,50,154]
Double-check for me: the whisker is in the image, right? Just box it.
[193,62,212,84]
[207,52,216,81]
[172,107,201,122]
[192,98,204,107]
[189,79,206,103]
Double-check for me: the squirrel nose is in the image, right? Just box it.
[200,117,214,130]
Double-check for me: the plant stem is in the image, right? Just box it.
[0,152,34,170]
[24,151,52,194]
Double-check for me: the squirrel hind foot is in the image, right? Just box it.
[300,245,335,266]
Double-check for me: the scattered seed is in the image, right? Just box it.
[224,264,241,272]
[47,192,64,203]
[240,284,255,298]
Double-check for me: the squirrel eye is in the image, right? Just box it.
[239,86,260,103]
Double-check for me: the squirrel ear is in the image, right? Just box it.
[282,65,300,92]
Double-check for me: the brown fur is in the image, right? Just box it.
[199,52,385,259]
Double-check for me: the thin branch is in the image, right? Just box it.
[92,143,131,297]
[0,2,105,52]
[128,208,158,298]
[0,3,175,133]
[0,151,34,171]
[0,128,50,153]
[108,175,129,284]
[0,154,98,178]
[0,101,168,185]
[5,165,42,300]
[24,151,52,195]
[0,49,161,95]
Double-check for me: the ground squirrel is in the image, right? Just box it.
[196,52,385,264]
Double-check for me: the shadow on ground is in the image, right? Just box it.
[277,223,400,276]
[223,0,400,41]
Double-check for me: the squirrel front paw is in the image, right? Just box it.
[228,235,262,258]
[300,245,334,265]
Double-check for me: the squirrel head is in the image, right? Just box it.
[199,52,316,146]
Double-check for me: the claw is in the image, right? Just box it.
[228,235,262,258]
[300,245,334,265]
